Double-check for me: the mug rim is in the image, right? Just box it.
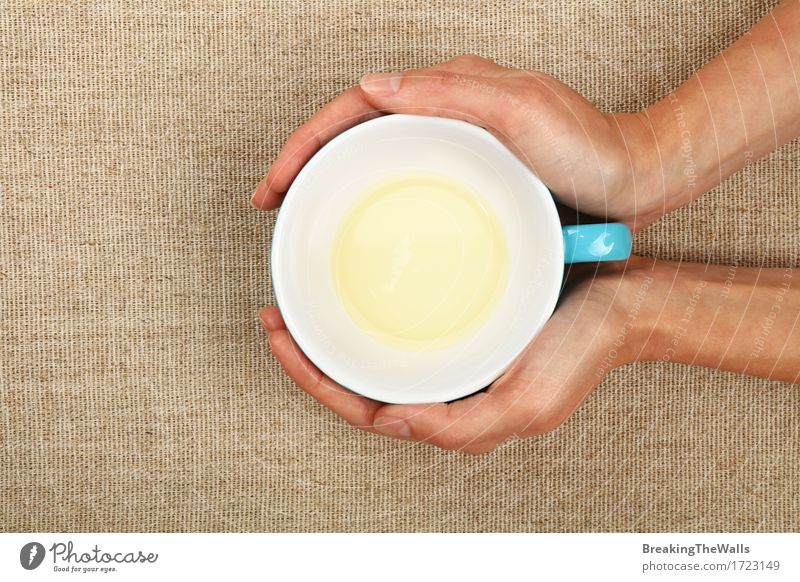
[270,113,564,403]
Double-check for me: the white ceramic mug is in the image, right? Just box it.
[271,114,631,404]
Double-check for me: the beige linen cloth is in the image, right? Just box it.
[1,0,798,532]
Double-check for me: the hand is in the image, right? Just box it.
[259,258,656,454]
[251,54,660,230]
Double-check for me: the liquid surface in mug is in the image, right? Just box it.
[332,172,509,350]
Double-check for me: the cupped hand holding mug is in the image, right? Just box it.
[253,54,660,229]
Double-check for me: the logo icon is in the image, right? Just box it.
[20,542,45,570]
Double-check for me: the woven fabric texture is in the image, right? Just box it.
[1,0,798,532]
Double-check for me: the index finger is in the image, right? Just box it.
[251,86,383,210]
[251,56,508,211]
[261,309,383,430]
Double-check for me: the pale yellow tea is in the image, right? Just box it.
[332,172,509,350]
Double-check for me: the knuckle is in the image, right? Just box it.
[512,398,564,436]
[454,53,495,67]
[346,418,369,431]
[430,430,469,451]
[429,69,462,90]
[526,412,565,436]
[462,442,497,455]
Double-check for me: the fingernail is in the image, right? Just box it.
[360,73,402,96]
[250,181,266,208]
[373,416,412,438]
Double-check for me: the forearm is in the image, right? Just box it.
[624,0,800,221]
[633,259,800,383]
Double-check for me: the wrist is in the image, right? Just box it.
[586,256,664,366]
[592,256,697,366]
[631,92,735,226]
[628,259,728,365]
[629,258,685,363]
[608,110,672,230]
[615,256,664,363]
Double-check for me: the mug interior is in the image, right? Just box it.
[271,114,564,403]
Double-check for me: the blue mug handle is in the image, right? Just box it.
[562,223,632,263]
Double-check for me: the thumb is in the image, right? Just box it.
[358,69,512,131]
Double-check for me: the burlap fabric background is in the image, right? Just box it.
[1,0,798,532]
